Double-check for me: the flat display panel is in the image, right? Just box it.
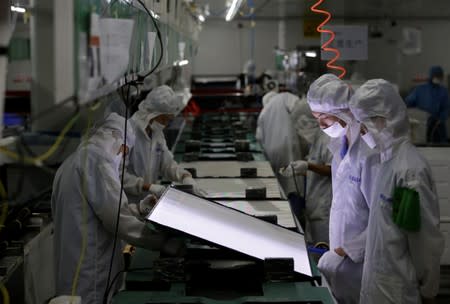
[147,187,312,276]
[180,161,275,178]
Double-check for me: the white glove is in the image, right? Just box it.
[279,160,309,177]
[182,176,195,185]
[149,184,166,198]
[138,194,157,216]
[182,176,208,197]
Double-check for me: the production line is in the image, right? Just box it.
[112,111,334,303]
[4,0,450,302]
[174,113,265,162]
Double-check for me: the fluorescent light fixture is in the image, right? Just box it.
[305,51,317,58]
[225,0,243,22]
[198,14,205,22]
[178,59,189,66]
[11,6,26,13]
[150,9,160,19]
[147,188,312,276]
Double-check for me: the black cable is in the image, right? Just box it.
[291,163,305,235]
[8,139,26,202]
[104,267,153,301]
[0,47,8,55]
[291,164,302,198]
[103,82,131,304]
[135,0,164,81]
[101,0,119,16]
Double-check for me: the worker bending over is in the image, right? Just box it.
[52,113,180,303]
[124,85,203,201]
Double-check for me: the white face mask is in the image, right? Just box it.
[322,122,346,138]
[361,132,377,149]
[432,77,442,85]
[150,121,165,133]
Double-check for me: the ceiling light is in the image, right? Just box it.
[305,51,317,58]
[198,14,205,22]
[11,6,26,13]
[225,0,243,22]
[150,9,160,19]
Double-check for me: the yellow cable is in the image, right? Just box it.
[0,113,80,164]
[89,100,102,111]
[0,147,34,164]
[34,113,80,162]
[0,181,7,233]
[0,283,10,304]
[70,106,96,301]
[0,181,10,304]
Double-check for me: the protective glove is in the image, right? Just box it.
[149,184,166,198]
[138,194,157,216]
[279,160,309,177]
[182,176,208,197]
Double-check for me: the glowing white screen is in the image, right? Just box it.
[148,188,312,276]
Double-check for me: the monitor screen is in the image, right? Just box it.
[147,187,312,276]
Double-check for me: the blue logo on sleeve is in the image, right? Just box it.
[349,175,361,184]
[380,193,393,203]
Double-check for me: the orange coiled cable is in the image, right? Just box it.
[310,0,346,79]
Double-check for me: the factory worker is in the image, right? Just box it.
[51,113,180,304]
[307,73,375,304]
[350,79,444,304]
[256,92,306,198]
[261,90,278,107]
[405,66,449,143]
[255,90,278,141]
[124,85,202,200]
[280,101,332,246]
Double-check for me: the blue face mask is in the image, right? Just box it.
[340,136,349,159]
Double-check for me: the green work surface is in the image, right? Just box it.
[113,285,334,303]
[174,153,266,162]
[179,133,258,143]
[113,248,333,304]
[174,142,263,154]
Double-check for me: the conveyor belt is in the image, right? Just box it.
[180,161,275,178]
[216,200,295,228]
[195,178,282,199]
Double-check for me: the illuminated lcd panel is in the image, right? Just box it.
[147,187,312,276]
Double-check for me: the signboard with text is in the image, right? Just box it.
[320,25,368,61]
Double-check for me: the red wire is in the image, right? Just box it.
[310,0,347,79]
